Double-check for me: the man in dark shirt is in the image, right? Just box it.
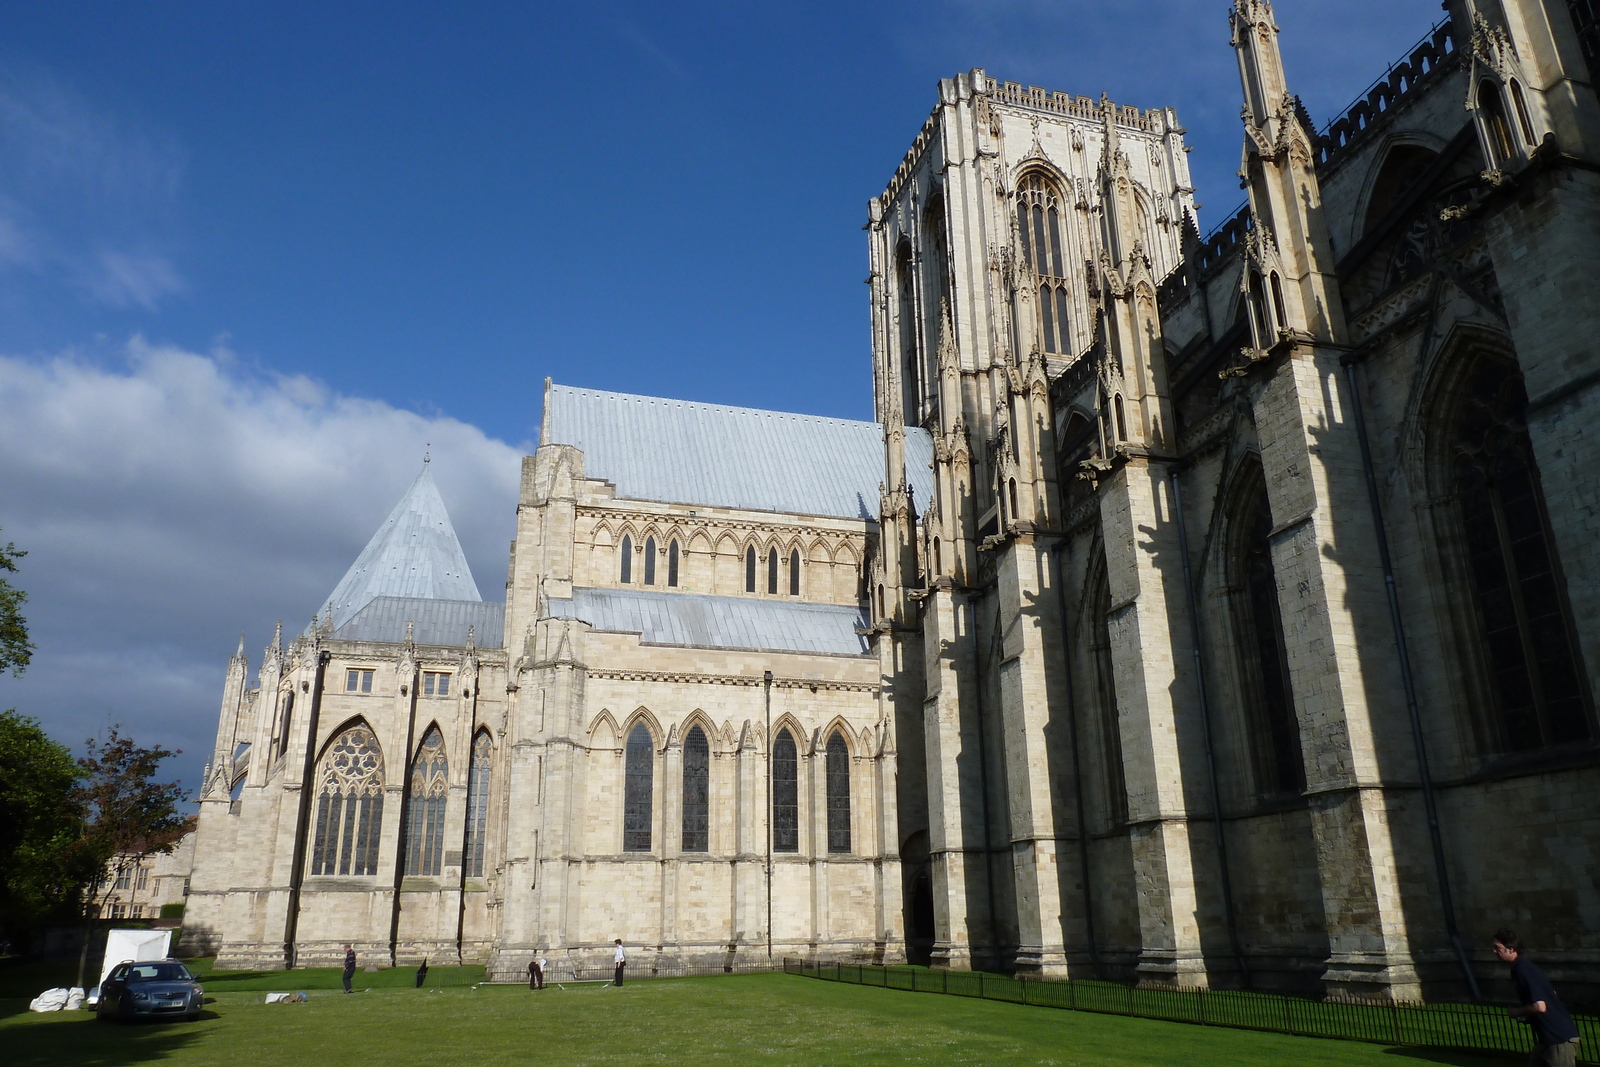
[1494,929,1581,1066]
[342,945,356,994]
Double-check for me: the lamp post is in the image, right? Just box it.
[771,668,777,959]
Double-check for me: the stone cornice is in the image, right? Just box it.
[586,667,879,695]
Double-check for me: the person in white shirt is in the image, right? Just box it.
[613,939,626,987]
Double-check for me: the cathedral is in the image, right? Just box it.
[182,0,1600,1005]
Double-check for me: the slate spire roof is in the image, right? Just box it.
[321,461,482,632]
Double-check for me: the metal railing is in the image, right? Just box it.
[785,958,1600,1063]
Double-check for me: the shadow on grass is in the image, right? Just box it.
[1379,1046,1521,1064]
[2,1014,205,1067]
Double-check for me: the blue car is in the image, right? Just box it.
[96,959,205,1022]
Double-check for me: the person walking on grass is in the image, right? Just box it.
[342,945,356,994]
[613,939,626,987]
[1494,929,1581,1066]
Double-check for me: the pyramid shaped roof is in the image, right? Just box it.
[321,461,482,632]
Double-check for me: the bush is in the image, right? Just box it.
[159,903,184,920]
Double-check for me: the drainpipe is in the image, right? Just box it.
[1342,359,1481,1002]
[1047,539,1101,979]
[764,670,773,962]
[1168,469,1251,990]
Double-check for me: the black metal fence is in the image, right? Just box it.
[785,958,1600,1063]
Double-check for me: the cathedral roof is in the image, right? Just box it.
[547,586,871,657]
[333,596,504,648]
[542,383,936,520]
[321,462,482,632]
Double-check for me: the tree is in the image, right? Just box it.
[0,711,82,949]
[0,529,32,676]
[69,727,188,989]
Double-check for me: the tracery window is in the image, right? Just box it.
[310,723,385,876]
[745,547,756,593]
[681,725,709,853]
[463,731,492,878]
[620,535,633,584]
[1231,467,1305,798]
[1449,354,1591,752]
[623,723,654,852]
[644,537,657,585]
[789,549,800,596]
[1015,173,1074,355]
[772,728,799,853]
[404,726,448,877]
[825,732,851,854]
[668,540,680,587]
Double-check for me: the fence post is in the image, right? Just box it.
[1390,1001,1401,1046]
[942,968,948,994]
[1282,993,1294,1035]
[1070,979,1077,1011]
[1021,976,1030,1005]
[1198,988,1206,1026]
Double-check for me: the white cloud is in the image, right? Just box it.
[86,249,186,310]
[0,340,525,788]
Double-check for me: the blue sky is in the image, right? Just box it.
[0,0,1445,784]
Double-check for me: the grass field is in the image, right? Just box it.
[0,970,1518,1067]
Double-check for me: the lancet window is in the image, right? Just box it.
[403,727,448,876]
[668,540,680,587]
[825,732,850,854]
[644,537,657,585]
[772,729,799,853]
[620,535,633,584]
[463,731,492,878]
[1449,353,1591,752]
[789,549,800,596]
[623,723,654,852]
[1015,173,1074,356]
[766,548,779,595]
[310,724,385,877]
[277,692,294,756]
[896,240,920,425]
[681,725,709,852]
[745,547,756,593]
[1231,467,1305,798]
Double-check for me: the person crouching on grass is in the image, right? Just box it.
[1494,929,1581,1066]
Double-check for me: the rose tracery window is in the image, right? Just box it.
[310,724,385,877]
[404,727,448,876]
[1016,173,1074,356]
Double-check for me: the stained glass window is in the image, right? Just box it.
[1453,356,1591,752]
[681,725,709,853]
[825,732,851,854]
[623,724,654,852]
[772,729,798,853]
[1017,174,1072,355]
[464,731,492,878]
[310,724,385,876]
[404,727,448,876]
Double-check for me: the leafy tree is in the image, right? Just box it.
[0,530,32,676]
[0,711,82,948]
[69,727,188,988]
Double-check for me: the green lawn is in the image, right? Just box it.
[0,971,1514,1066]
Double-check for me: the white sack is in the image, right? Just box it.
[28,987,70,1012]
[66,988,85,1010]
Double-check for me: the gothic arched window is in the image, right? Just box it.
[772,728,799,853]
[277,691,294,756]
[1478,81,1516,168]
[681,725,709,853]
[623,723,654,852]
[767,548,779,595]
[745,546,756,593]
[668,540,680,587]
[825,732,851,854]
[1230,466,1305,798]
[404,726,448,876]
[896,240,920,425]
[643,536,657,585]
[620,534,633,584]
[789,549,800,596]
[464,731,492,878]
[310,723,384,877]
[1449,353,1590,752]
[1016,173,1073,356]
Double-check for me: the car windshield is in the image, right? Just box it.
[126,963,192,982]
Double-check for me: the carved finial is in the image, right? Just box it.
[273,620,283,647]
[467,624,476,651]
[405,619,414,644]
